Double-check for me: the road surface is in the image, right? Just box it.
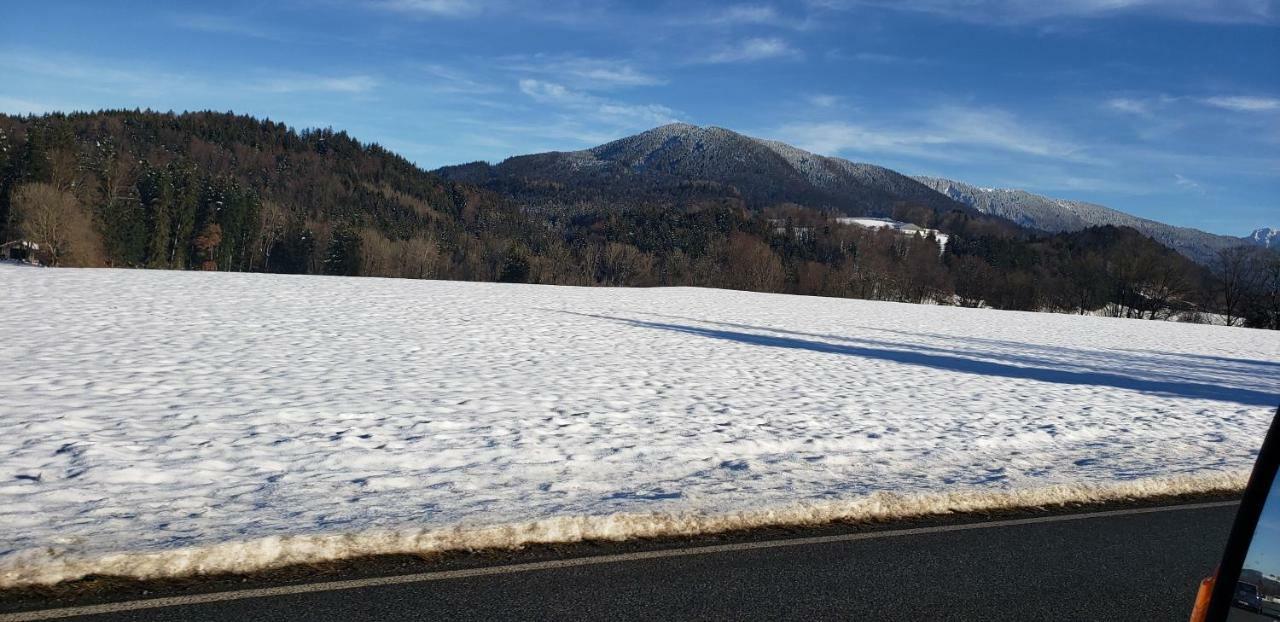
[0,500,1239,621]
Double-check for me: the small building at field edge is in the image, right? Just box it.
[0,240,42,265]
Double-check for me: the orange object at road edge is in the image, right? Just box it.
[1190,573,1216,622]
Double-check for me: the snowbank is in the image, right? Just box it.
[0,470,1248,588]
[0,266,1276,587]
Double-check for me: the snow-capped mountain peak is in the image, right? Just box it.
[1246,227,1278,249]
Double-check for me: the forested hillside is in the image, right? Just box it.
[2,111,1277,328]
[0,110,550,281]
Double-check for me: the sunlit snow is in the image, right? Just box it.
[0,265,1276,585]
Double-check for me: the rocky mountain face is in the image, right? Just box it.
[437,123,973,220]
[914,176,1254,266]
[1247,227,1278,249]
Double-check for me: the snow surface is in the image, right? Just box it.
[1,266,1277,586]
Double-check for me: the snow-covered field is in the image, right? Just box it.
[1,265,1277,587]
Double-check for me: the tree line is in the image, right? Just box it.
[2,110,1276,329]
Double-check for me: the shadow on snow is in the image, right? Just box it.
[636,312,1279,389]
[554,310,1279,408]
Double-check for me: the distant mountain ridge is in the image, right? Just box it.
[440,123,1260,266]
[914,176,1254,265]
[438,123,975,220]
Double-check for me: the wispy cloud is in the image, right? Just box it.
[932,106,1092,159]
[0,49,380,102]
[811,0,1280,25]
[826,49,934,64]
[671,4,813,29]
[1104,97,1153,115]
[1202,95,1280,112]
[450,116,628,151]
[774,105,1091,162]
[256,74,379,94]
[773,121,948,160]
[700,37,802,63]
[0,49,204,98]
[0,95,86,116]
[709,4,781,24]
[375,0,484,17]
[806,94,841,108]
[518,79,678,126]
[1105,93,1280,118]
[1174,172,1206,193]
[418,64,502,94]
[170,13,282,40]
[499,54,664,90]
[984,171,1168,195]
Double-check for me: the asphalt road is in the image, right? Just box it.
[3,501,1239,622]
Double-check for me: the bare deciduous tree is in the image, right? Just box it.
[725,232,784,292]
[1255,254,1280,330]
[1216,246,1262,327]
[11,182,104,267]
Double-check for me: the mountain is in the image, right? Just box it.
[914,176,1251,265]
[1246,227,1279,249]
[9,112,1271,326]
[440,124,1261,266]
[437,123,978,221]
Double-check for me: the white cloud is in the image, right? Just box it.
[0,49,380,106]
[0,96,84,116]
[712,4,780,24]
[1202,95,1280,112]
[258,74,378,94]
[774,121,948,159]
[670,4,814,29]
[452,117,628,150]
[932,106,1091,159]
[500,55,664,90]
[0,49,205,99]
[826,49,934,64]
[418,64,502,94]
[1174,173,1206,193]
[1105,93,1280,120]
[171,14,281,39]
[519,79,573,102]
[811,0,1280,24]
[563,64,662,88]
[701,37,802,63]
[518,79,678,125]
[807,94,840,108]
[773,106,1090,162]
[1003,173,1166,195]
[1105,97,1151,115]
[376,0,483,16]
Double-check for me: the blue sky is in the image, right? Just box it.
[1,1,1276,235]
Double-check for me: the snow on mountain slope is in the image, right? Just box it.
[1,266,1276,586]
[836,217,950,249]
[915,176,1253,265]
[1248,227,1279,249]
